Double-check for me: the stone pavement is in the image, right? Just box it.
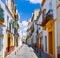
[28,44,52,58]
[6,44,38,58]
[0,51,3,58]
[6,44,52,58]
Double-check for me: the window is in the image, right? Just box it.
[45,36,47,51]
[39,27,41,30]
[49,0,52,9]
[7,16,9,29]
[0,38,3,51]
[12,22,14,28]
[9,23,11,31]
[0,5,4,20]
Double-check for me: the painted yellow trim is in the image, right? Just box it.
[42,26,46,30]
[6,33,14,48]
[0,20,6,26]
[42,8,46,13]
[57,4,60,9]
[47,20,55,58]
[0,20,4,24]
[41,0,46,6]
[5,5,15,19]
[43,19,56,58]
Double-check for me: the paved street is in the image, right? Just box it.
[6,44,52,58]
[6,44,38,58]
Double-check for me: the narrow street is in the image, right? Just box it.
[6,44,52,58]
[6,44,38,58]
[0,0,60,58]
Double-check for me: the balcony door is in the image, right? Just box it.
[8,37,10,52]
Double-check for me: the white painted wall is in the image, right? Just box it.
[42,0,57,58]
[43,29,48,53]
[27,37,32,45]
[6,0,12,11]
[0,1,14,58]
[34,9,40,20]
[33,22,37,43]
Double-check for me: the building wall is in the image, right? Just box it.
[33,22,37,43]
[57,7,60,47]
[6,0,12,12]
[0,1,9,57]
[0,0,15,57]
[32,9,40,45]
[43,29,48,53]
[56,0,60,58]
[43,0,57,19]
[27,37,32,45]
[34,9,40,20]
[41,0,57,58]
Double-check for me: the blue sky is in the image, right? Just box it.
[14,0,41,22]
[2,0,41,22]
[14,0,42,36]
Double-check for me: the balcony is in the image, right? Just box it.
[0,7,4,24]
[27,22,34,32]
[14,21,19,30]
[31,25,34,33]
[14,14,18,21]
[40,9,53,26]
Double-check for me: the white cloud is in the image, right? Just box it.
[20,21,28,27]
[23,32,27,36]
[20,20,28,36]
[29,0,42,4]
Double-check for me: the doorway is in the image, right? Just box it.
[49,32,53,55]
[8,37,10,52]
[45,36,47,52]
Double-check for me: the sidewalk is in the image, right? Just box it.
[27,44,52,58]
[33,47,52,58]
[0,55,3,58]
[0,50,3,58]
[6,45,23,58]
[6,44,52,58]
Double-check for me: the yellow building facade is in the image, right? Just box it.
[6,31,14,55]
[43,20,56,58]
[41,0,56,58]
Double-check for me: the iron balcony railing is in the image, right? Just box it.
[41,9,53,26]
[43,9,53,20]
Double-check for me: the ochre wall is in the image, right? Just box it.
[6,33,14,48]
[43,20,55,58]
[57,7,60,47]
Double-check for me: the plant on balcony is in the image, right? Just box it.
[14,21,19,30]
[31,26,34,33]
[44,16,51,26]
